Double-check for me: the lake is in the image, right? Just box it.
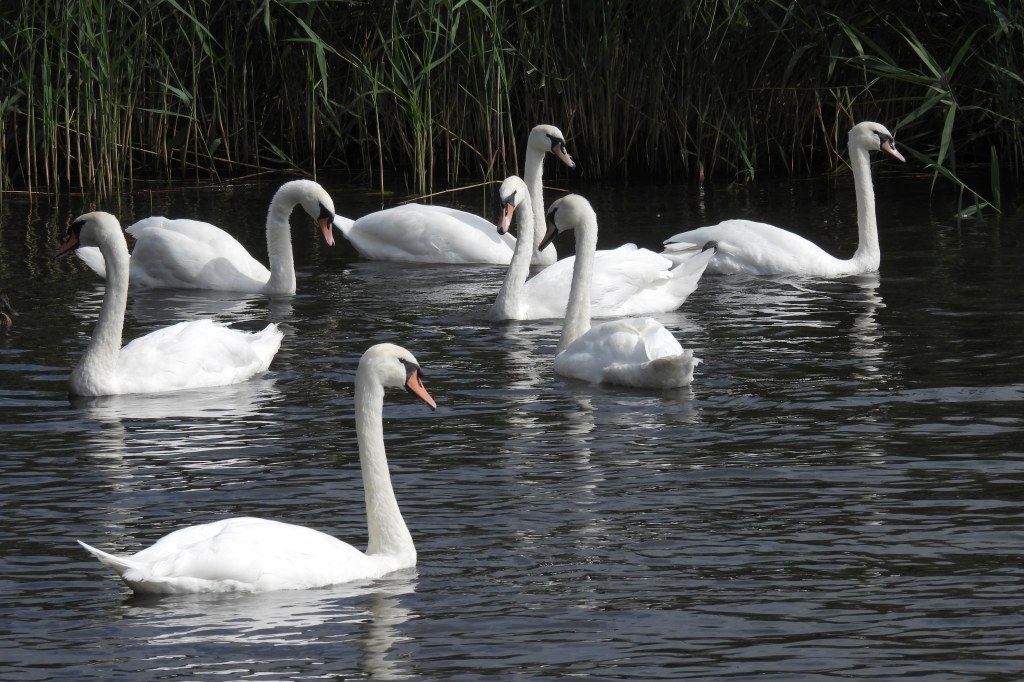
[1,168,1023,680]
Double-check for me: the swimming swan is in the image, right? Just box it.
[487,176,714,321]
[75,179,337,294]
[77,342,437,594]
[540,195,701,389]
[332,125,575,265]
[662,121,905,276]
[55,212,282,397]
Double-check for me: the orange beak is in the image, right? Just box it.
[881,139,906,163]
[553,142,576,169]
[497,202,515,235]
[54,231,81,259]
[404,368,436,410]
[319,217,336,247]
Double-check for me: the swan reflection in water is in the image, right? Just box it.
[66,280,294,329]
[121,571,417,678]
[699,272,888,380]
[72,378,283,466]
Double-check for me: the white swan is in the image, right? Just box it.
[77,342,437,594]
[75,179,337,294]
[487,176,715,321]
[332,124,575,265]
[55,212,283,397]
[540,195,701,389]
[662,121,906,276]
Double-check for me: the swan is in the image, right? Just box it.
[662,121,906,276]
[55,212,283,397]
[75,179,337,294]
[76,342,437,594]
[487,176,715,321]
[332,124,575,265]
[539,195,701,389]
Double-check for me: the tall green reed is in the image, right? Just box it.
[1,0,1021,210]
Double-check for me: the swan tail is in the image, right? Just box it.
[666,246,715,296]
[649,351,700,388]
[77,540,141,578]
[250,324,285,369]
[75,247,108,279]
[332,215,356,239]
[603,351,700,389]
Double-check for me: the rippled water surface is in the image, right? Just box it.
[1,173,1023,680]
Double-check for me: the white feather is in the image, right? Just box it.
[662,121,906,276]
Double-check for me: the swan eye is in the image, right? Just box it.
[398,357,422,377]
[318,203,334,221]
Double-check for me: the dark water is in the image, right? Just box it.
[1,172,1023,680]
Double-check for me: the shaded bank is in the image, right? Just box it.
[1,0,1020,212]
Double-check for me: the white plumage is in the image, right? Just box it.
[488,175,713,321]
[662,121,905,276]
[333,125,575,265]
[77,342,437,594]
[56,212,282,397]
[75,179,337,294]
[540,195,702,389]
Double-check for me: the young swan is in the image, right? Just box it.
[75,179,337,294]
[540,195,702,389]
[77,343,437,594]
[662,121,906,276]
[55,212,282,397]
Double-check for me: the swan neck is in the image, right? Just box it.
[265,194,298,294]
[490,196,534,319]
[850,144,880,270]
[523,147,554,263]
[74,234,129,389]
[558,221,596,353]
[355,374,414,558]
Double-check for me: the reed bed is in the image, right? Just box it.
[1,0,1021,212]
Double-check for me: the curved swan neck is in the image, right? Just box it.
[558,219,597,353]
[264,188,300,294]
[73,229,129,390]
[490,195,535,319]
[850,143,880,271]
[355,372,414,558]
[523,146,554,263]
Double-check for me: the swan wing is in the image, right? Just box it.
[89,518,375,593]
[663,219,840,275]
[518,246,648,319]
[344,204,516,264]
[554,318,697,388]
[126,217,271,291]
[520,245,707,319]
[112,320,282,394]
[75,247,108,278]
[587,245,701,316]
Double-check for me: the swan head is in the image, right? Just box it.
[538,194,596,251]
[53,212,123,259]
[276,180,338,247]
[359,343,436,410]
[849,122,906,162]
[496,175,529,235]
[528,124,575,169]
